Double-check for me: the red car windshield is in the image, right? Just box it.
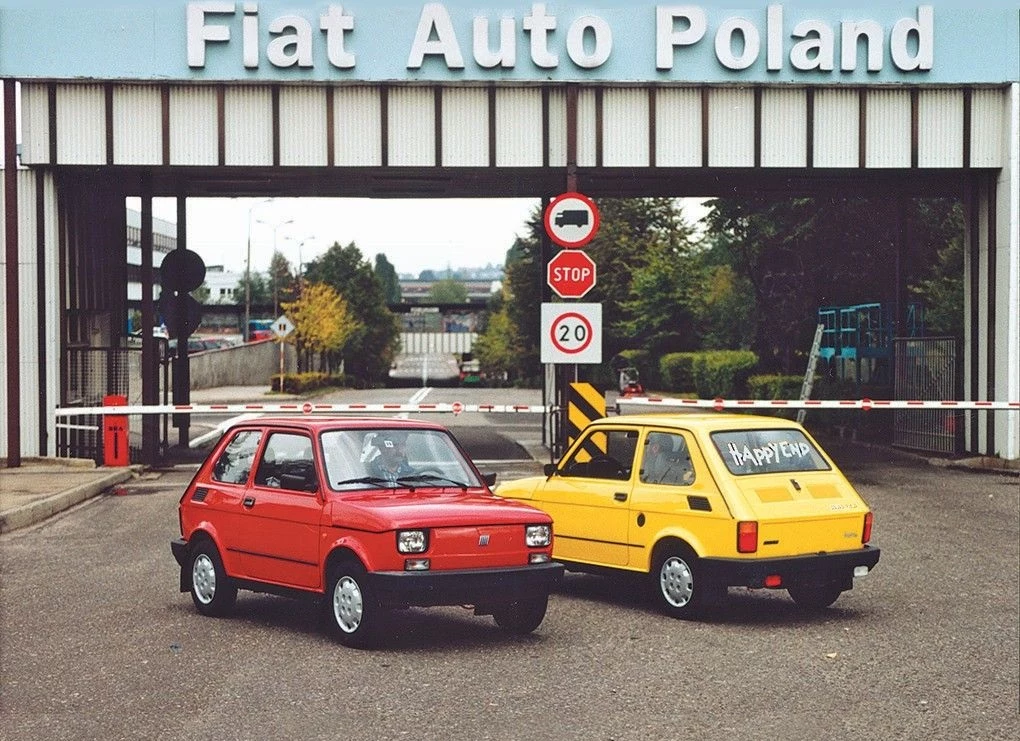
[320,428,482,491]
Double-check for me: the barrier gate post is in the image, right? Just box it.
[102,395,129,467]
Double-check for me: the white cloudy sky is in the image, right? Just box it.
[130,195,711,277]
[132,196,542,277]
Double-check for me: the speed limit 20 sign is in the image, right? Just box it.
[540,303,602,364]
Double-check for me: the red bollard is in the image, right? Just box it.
[102,395,129,467]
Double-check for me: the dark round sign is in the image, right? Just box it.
[160,249,206,293]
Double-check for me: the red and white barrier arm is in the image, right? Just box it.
[53,402,554,417]
[617,397,1020,411]
[52,398,1020,420]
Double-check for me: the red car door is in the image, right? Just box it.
[235,431,325,590]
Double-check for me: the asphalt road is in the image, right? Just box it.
[1,420,1017,740]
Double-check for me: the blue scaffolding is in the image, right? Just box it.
[818,302,924,385]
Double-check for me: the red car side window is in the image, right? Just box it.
[254,432,317,493]
[211,429,263,484]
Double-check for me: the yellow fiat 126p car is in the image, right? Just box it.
[496,413,880,618]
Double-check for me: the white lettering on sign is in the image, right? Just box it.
[188,2,356,69]
[566,16,613,69]
[473,16,517,68]
[552,266,592,282]
[726,440,812,468]
[655,4,932,73]
[407,3,466,69]
[186,3,934,76]
[523,3,559,69]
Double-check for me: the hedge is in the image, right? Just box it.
[747,374,804,400]
[657,350,759,397]
[271,372,350,394]
[659,352,699,391]
[691,350,759,398]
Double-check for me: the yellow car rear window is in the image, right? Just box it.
[710,429,831,476]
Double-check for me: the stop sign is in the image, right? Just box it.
[547,249,597,299]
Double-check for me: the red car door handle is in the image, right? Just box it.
[243,496,255,509]
[614,492,628,502]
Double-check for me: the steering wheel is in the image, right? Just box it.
[589,455,627,479]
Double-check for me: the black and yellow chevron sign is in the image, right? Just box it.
[567,382,606,460]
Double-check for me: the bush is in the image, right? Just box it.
[691,350,759,398]
[271,372,349,394]
[746,373,803,419]
[659,352,699,391]
[747,374,804,400]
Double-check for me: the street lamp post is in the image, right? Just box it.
[244,198,273,341]
[258,217,294,316]
[294,236,315,297]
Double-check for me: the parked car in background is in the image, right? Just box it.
[167,336,227,356]
[387,353,462,387]
[171,417,563,647]
[459,358,482,386]
[125,325,170,346]
[496,413,879,618]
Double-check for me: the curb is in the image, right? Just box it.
[0,468,136,535]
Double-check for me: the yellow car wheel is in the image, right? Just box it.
[652,546,722,619]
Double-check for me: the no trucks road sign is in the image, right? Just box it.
[544,192,601,248]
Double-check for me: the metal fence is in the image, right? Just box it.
[60,344,171,463]
[893,337,961,455]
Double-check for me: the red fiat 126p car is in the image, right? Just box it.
[171,417,563,647]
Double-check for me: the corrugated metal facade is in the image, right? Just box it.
[655,88,701,167]
[762,89,807,167]
[495,87,543,167]
[16,82,1011,171]
[442,87,488,167]
[814,89,859,168]
[169,86,218,165]
[112,85,162,166]
[335,87,382,167]
[55,84,105,165]
[399,332,476,355]
[0,171,61,458]
[280,87,328,167]
[708,88,755,167]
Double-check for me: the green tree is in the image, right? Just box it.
[304,241,400,382]
[268,251,295,315]
[472,307,521,383]
[697,263,756,350]
[703,195,964,372]
[907,201,964,338]
[427,278,469,303]
[616,245,701,356]
[236,271,271,310]
[192,282,211,304]
[502,226,545,383]
[374,253,402,304]
[282,281,361,373]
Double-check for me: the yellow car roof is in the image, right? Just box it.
[594,413,805,430]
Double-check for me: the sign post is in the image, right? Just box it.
[272,315,295,392]
[543,191,601,456]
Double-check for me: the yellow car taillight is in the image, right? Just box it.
[862,512,874,544]
[737,521,758,553]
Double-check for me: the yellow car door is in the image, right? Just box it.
[534,427,639,567]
